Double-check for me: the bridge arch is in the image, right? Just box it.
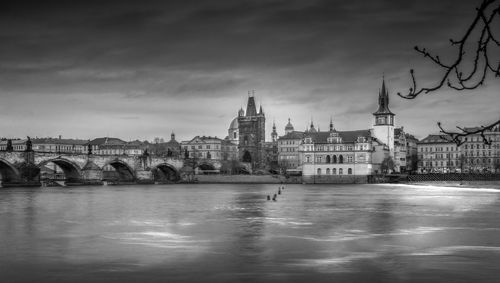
[153,163,179,183]
[37,158,82,183]
[103,159,136,182]
[0,158,21,184]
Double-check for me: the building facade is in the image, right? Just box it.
[238,96,266,168]
[32,137,88,153]
[405,133,419,173]
[299,127,378,183]
[460,126,500,173]
[394,127,407,172]
[417,134,461,173]
[181,136,223,160]
[298,79,396,182]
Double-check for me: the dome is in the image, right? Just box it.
[229,117,238,130]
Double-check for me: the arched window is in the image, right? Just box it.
[348,168,352,175]
[339,155,344,164]
[317,168,321,175]
[332,168,336,175]
[326,168,330,175]
[333,155,337,164]
[339,168,343,175]
[326,155,331,164]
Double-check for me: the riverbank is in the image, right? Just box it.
[193,174,286,184]
[407,180,500,189]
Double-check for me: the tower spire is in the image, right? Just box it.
[245,94,257,116]
[373,77,393,115]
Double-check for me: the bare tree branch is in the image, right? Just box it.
[398,0,500,99]
[398,0,500,145]
[437,119,500,146]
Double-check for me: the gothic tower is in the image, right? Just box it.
[372,78,395,156]
[238,95,266,168]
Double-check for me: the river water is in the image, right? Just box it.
[1,183,500,283]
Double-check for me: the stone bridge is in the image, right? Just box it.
[0,150,186,186]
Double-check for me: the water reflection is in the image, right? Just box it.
[1,183,500,282]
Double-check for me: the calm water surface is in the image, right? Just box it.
[1,183,500,283]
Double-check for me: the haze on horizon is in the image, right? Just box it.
[1,0,499,142]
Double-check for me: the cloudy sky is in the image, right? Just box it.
[0,0,498,142]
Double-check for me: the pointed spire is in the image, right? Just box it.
[374,76,394,115]
[259,105,263,115]
[246,95,257,116]
[330,116,334,132]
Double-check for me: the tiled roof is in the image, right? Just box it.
[418,134,454,144]
[88,137,126,145]
[32,138,88,145]
[305,129,371,143]
[278,131,305,140]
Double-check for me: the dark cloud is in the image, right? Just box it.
[0,0,496,140]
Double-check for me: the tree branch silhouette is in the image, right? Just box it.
[398,0,500,145]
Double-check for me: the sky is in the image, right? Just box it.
[0,0,499,142]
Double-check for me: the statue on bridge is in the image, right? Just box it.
[87,142,92,155]
[25,136,32,152]
[6,139,13,152]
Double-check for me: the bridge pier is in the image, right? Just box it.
[81,161,104,186]
[135,169,154,184]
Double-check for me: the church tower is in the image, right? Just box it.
[372,78,395,155]
[271,120,278,142]
[238,94,266,168]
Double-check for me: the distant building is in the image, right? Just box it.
[394,127,407,172]
[263,121,279,169]
[0,139,27,151]
[299,127,384,182]
[88,137,143,155]
[298,78,398,182]
[277,118,304,170]
[149,132,181,158]
[221,138,238,161]
[405,133,419,173]
[238,95,266,168]
[417,134,460,173]
[460,125,500,173]
[181,136,223,160]
[31,137,88,153]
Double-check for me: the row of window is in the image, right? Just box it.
[305,155,354,164]
[184,145,220,150]
[316,168,353,175]
[424,158,498,167]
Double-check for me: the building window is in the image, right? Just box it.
[339,168,343,175]
[317,168,321,175]
[339,155,344,164]
[333,155,337,163]
[348,168,352,175]
[332,168,336,175]
[326,168,330,175]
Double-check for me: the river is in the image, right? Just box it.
[1,183,499,282]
